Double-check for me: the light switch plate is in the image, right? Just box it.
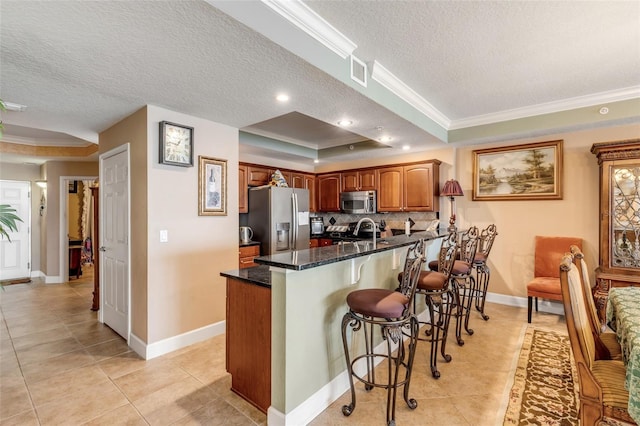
[160,230,168,243]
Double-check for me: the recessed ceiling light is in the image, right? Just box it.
[375,126,384,131]
[337,119,352,127]
[276,94,289,102]
[380,136,393,142]
[402,145,410,151]
[313,159,320,164]
[599,106,609,115]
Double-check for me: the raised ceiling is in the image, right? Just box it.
[1,0,639,166]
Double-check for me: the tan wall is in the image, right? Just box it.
[146,105,239,344]
[99,105,239,345]
[0,162,43,273]
[100,106,149,342]
[40,161,98,278]
[455,123,640,299]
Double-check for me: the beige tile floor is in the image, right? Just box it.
[0,267,567,425]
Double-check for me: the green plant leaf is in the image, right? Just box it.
[0,204,23,242]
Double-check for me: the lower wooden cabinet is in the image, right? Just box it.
[239,245,260,269]
[226,278,271,413]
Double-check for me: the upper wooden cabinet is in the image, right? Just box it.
[376,161,440,212]
[239,165,248,213]
[291,172,317,212]
[404,163,439,212]
[317,173,341,212]
[341,169,376,192]
[377,166,404,212]
[247,166,272,187]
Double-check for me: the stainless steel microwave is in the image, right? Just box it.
[340,190,377,214]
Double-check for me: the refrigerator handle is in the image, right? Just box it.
[292,193,298,248]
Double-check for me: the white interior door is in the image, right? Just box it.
[100,147,130,340]
[0,180,31,281]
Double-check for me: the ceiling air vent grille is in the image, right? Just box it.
[350,55,367,87]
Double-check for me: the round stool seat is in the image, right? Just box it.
[428,259,472,275]
[417,271,448,291]
[346,289,409,319]
[473,252,487,264]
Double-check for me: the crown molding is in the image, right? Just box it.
[261,0,357,59]
[449,86,640,130]
[370,60,451,129]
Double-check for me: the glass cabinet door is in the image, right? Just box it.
[611,165,640,268]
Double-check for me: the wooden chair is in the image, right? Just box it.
[570,245,622,361]
[559,253,634,425]
[527,235,582,323]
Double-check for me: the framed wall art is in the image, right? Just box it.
[198,156,227,216]
[472,140,563,201]
[159,121,194,167]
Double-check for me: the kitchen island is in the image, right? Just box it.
[220,230,447,425]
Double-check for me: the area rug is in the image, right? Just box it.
[501,326,579,425]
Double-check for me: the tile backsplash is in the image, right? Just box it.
[312,211,440,231]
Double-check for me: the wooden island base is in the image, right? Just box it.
[226,277,271,413]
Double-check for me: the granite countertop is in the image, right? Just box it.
[255,229,447,271]
[239,241,261,247]
[220,265,271,287]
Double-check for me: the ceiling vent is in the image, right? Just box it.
[350,55,367,87]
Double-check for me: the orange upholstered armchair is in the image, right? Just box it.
[527,235,582,323]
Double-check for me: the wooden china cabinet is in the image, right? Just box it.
[591,139,640,323]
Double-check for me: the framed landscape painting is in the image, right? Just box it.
[472,140,563,201]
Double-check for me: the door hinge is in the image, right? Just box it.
[27,262,30,269]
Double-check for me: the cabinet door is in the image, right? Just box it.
[247,166,272,186]
[341,171,360,192]
[359,169,377,191]
[317,173,341,212]
[304,174,317,212]
[290,173,305,189]
[376,167,403,212]
[404,163,438,212]
[239,165,248,213]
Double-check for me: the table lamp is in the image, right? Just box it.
[441,179,464,232]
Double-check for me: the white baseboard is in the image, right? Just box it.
[44,275,62,284]
[129,320,226,360]
[485,292,564,316]
[30,270,44,278]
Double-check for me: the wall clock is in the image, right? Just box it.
[159,121,194,167]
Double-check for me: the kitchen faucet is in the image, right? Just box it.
[353,217,376,249]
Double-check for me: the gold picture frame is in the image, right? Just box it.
[198,156,227,216]
[159,121,194,167]
[472,140,563,201]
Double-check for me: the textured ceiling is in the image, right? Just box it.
[0,0,639,166]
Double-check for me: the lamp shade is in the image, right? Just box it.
[441,179,463,197]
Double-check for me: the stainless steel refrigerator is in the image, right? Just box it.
[247,186,310,255]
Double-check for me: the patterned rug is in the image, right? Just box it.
[502,327,579,425]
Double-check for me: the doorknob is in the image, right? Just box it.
[99,246,107,252]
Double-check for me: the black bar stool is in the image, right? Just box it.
[472,224,498,320]
[340,239,426,426]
